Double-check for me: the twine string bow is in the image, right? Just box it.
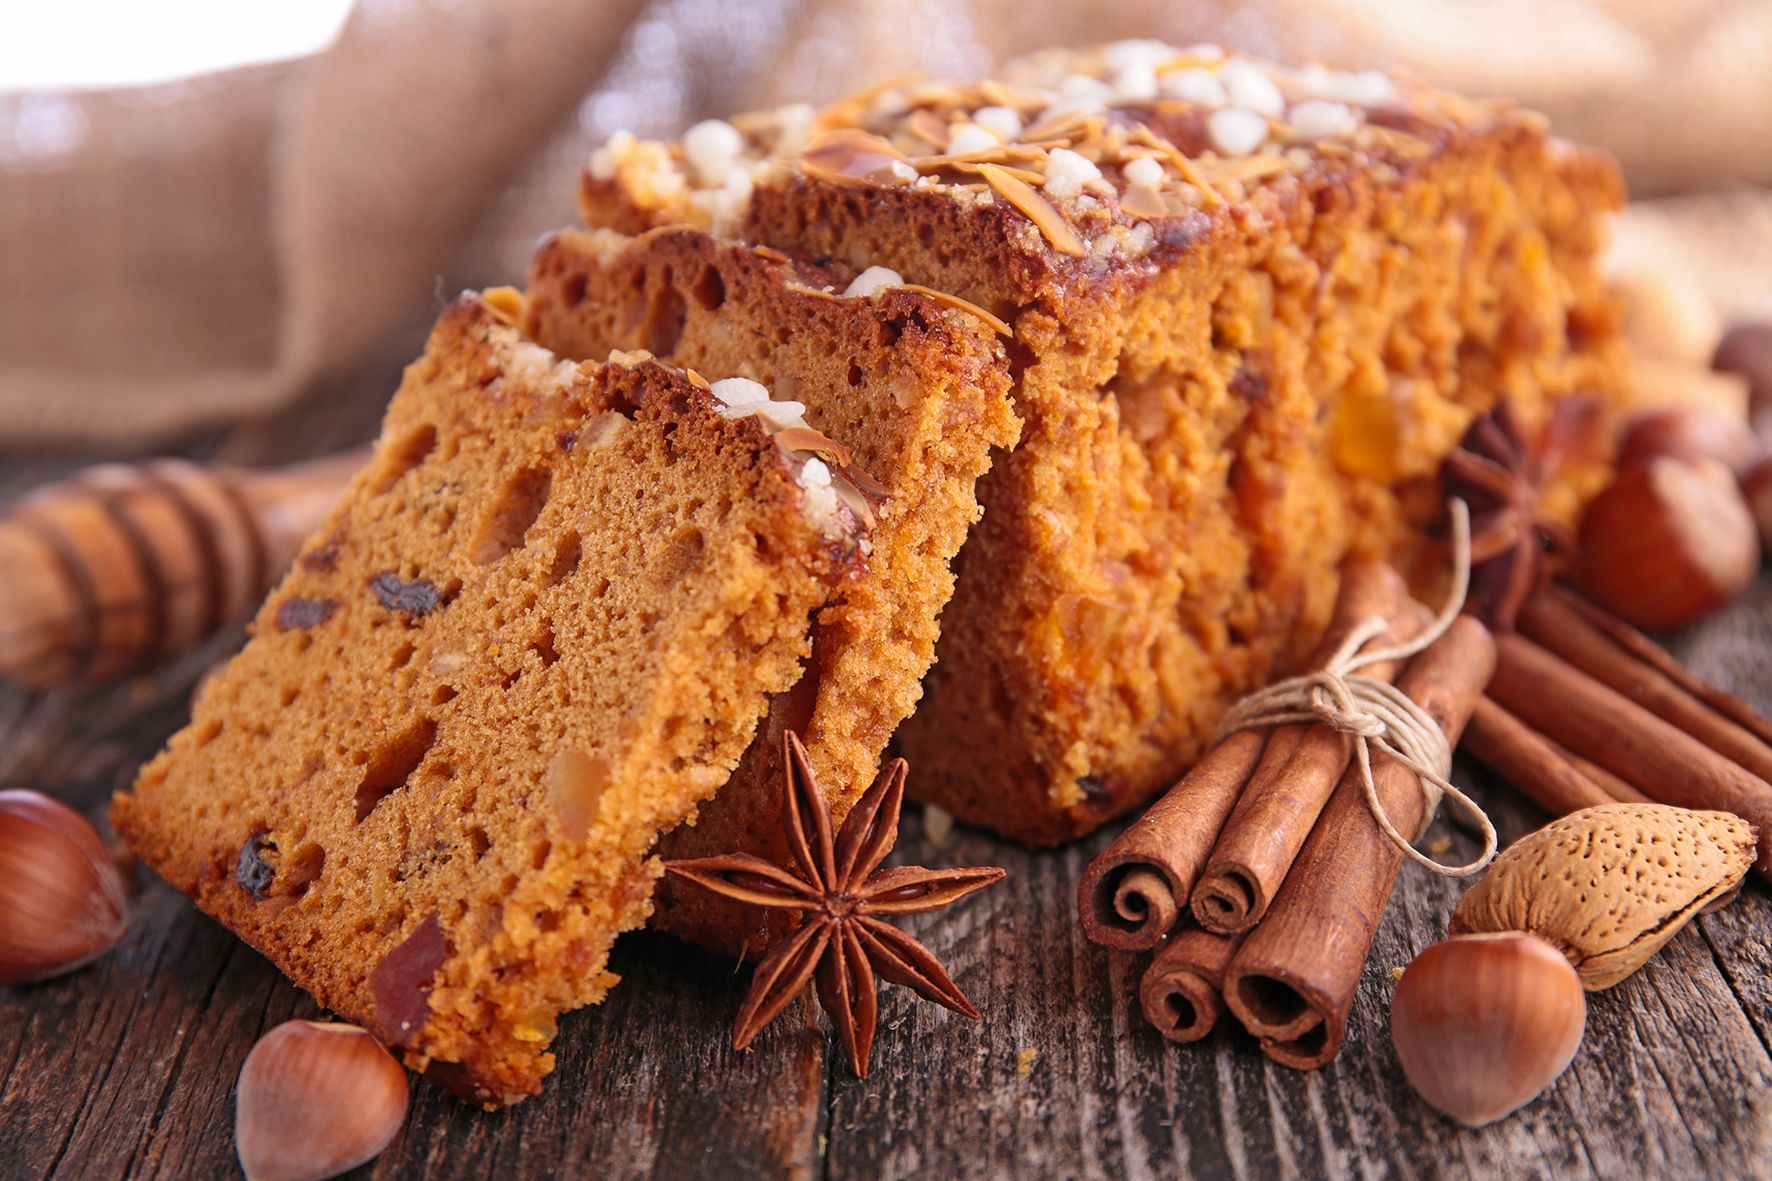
[1211,499,1497,876]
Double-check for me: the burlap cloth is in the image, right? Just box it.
[3,0,1768,448]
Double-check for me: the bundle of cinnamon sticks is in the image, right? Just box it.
[1079,561,1497,1067]
[1081,560,1772,1069]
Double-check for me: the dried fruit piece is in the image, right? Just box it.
[236,830,276,900]
[275,598,338,631]
[299,537,342,572]
[368,914,449,1045]
[369,573,445,617]
[546,748,610,840]
[1450,803,1757,989]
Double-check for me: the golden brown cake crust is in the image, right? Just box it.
[577,44,1629,845]
[524,227,1018,951]
[113,294,868,1103]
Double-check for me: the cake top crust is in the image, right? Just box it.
[587,41,1551,271]
[480,286,883,542]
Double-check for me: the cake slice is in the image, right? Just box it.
[577,42,1630,844]
[523,226,1018,953]
[113,291,876,1105]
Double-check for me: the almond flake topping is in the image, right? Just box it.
[898,284,1014,337]
[801,129,916,186]
[977,162,1086,257]
[480,287,526,325]
[592,43,1487,257]
[1119,184,1170,220]
[911,143,1063,170]
[903,109,952,150]
[775,426,856,468]
[945,160,1047,185]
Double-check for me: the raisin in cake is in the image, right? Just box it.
[579,42,1630,844]
[113,291,878,1104]
[523,226,1017,953]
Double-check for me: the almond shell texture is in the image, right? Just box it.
[1450,803,1757,989]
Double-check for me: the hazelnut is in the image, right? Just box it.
[1578,456,1759,630]
[1617,407,1759,478]
[1391,932,1586,1127]
[236,1020,408,1181]
[1743,455,1772,551]
[1713,319,1772,417]
[0,789,128,984]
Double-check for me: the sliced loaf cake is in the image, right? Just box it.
[577,42,1629,843]
[114,291,877,1104]
[524,226,1018,953]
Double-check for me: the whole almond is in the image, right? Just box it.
[1449,803,1756,990]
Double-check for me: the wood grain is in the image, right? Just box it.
[2,412,1770,1178]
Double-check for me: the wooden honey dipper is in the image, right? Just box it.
[0,448,368,688]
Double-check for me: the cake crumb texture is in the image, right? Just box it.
[113,295,864,1103]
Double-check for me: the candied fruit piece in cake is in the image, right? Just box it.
[579,42,1631,844]
[112,292,876,1104]
[524,226,1018,954]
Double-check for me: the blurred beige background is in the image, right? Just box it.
[2,0,1769,447]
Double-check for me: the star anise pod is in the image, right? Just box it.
[663,732,1004,1076]
[1442,397,1602,630]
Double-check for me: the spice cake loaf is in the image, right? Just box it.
[523,225,1017,953]
[579,41,1631,844]
[112,291,884,1104]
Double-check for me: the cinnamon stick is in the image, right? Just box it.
[1558,739,1651,804]
[1489,631,1772,879]
[1222,616,1496,1069]
[1190,588,1426,935]
[1464,697,1614,817]
[1076,732,1268,951]
[1546,585,1772,748]
[1139,926,1245,1044]
[1077,561,1410,950]
[1520,588,1772,785]
[1185,729,1310,934]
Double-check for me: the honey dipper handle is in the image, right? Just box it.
[0,447,370,689]
[234,448,374,573]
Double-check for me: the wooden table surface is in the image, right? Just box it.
[2,372,1769,1181]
